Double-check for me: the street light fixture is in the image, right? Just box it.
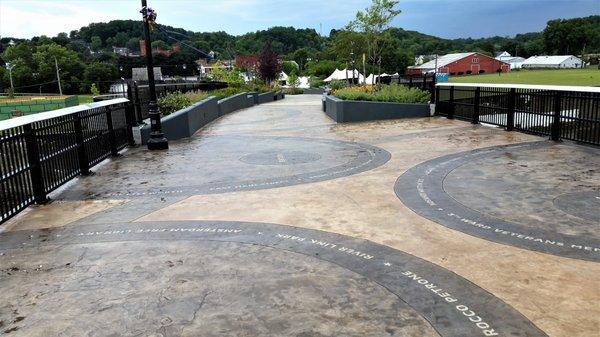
[140,0,168,150]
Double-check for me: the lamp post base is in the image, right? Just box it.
[147,133,169,150]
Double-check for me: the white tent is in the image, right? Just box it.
[324,68,364,82]
[364,73,390,84]
[279,71,288,82]
[298,76,310,89]
[324,69,344,82]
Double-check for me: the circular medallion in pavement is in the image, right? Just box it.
[554,191,600,222]
[0,220,546,337]
[240,149,322,166]
[57,135,390,200]
[395,141,600,261]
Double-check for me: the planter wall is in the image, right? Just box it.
[140,96,219,143]
[258,92,275,104]
[218,92,254,116]
[140,91,284,143]
[324,95,430,123]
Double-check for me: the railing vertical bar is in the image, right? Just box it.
[23,123,47,204]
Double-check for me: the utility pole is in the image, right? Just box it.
[141,0,168,150]
[5,63,15,93]
[362,53,366,85]
[54,57,63,96]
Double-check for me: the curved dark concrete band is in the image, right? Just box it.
[395,141,600,262]
[0,220,547,337]
[58,136,391,200]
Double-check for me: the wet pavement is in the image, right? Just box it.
[1,95,598,337]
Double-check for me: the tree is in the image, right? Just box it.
[91,36,102,51]
[282,61,299,76]
[258,41,281,84]
[83,62,119,93]
[287,73,300,88]
[33,43,83,93]
[151,40,170,50]
[348,0,400,81]
[126,38,140,52]
[304,60,342,78]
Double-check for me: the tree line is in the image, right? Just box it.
[1,10,598,95]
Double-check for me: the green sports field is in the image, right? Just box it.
[449,68,600,86]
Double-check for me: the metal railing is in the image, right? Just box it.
[392,74,436,98]
[129,81,227,123]
[436,83,600,146]
[0,98,135,225]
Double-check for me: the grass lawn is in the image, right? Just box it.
[78,95,94,104]
[449,68,600,86]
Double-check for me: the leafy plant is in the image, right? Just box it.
[328,79,347,90]
[333,84,430,103]
[258,40,282,84]
[90,83,100,96]
[283,87,304,95]
[158,91,191,115]
[309,77,325,88]
[287,73,300,88]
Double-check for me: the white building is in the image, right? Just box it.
[495,51,526,69]
[521,55,583,69]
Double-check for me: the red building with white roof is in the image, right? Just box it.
[406,52,510,76]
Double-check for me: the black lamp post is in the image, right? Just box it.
[141,0,168,150]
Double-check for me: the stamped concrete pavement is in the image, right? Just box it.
[1,94,598,337]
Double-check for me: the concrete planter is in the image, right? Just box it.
[257,91,275,104]
[324,95,430,123]
[218,92,254,116]
[140,91,284,144]
[140,96,219,143]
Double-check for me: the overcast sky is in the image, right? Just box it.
[0,0,598,40]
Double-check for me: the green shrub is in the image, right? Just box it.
[158,91,191,115]
[210,87,246,99]
[333,84,430,104]
[90,83,100,96]
[309,77,325,88]
[283,87,304,95]
[5,88,15,99]
[328,79,347,90]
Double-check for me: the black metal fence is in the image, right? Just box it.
[436,84,600,146]
[0,98,135,225]
[392,74,437,98]
[129,81,227,123]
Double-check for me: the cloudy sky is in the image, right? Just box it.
[0,0,598,39]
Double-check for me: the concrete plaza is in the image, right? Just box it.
[0,95,598,337]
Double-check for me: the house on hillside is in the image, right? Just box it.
[495,51,526,69]
[406,52,510,76]
[139,40,181,57]
[521,55,583,69]
[196,59,234,78]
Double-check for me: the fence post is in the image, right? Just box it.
[448,86,455,119]
[124,102,136,146]
[23,124,47,204]
[105,106,119,157]
[73,112,91,175]
[133,82,143,124]
[472,87,480,124]
[434,86,440,115]
[506,88,516,131]
[551,91,562,141]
